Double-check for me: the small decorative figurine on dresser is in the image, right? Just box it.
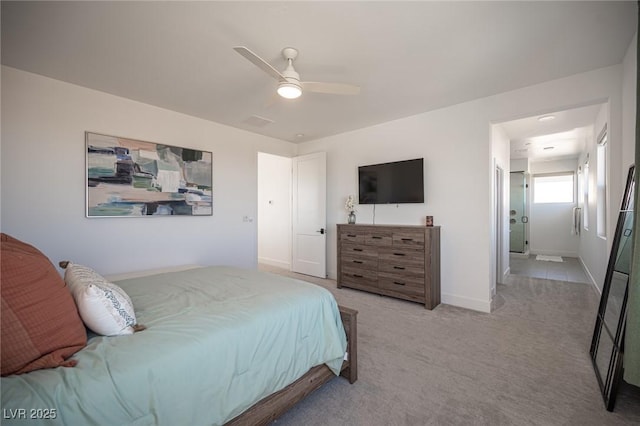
[345,195,357,224]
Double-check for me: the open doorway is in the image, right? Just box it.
[257,152,292,270]
[257,151,328,278]
[496,102,607,286]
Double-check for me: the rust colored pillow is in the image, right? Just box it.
[1,233,87,376]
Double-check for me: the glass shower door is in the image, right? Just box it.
[510,172,527,253]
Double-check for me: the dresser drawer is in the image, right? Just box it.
[392,231,425,247]
[378,262,425,277]
[341,243,378,258]
[365,232,392,246]
[378,248,424,267]
[378,280,425,299]
[340,231,366,244]
[342,255,378,269]
[341,269,378,291]
[342,265,377,280]
[378,273,425,295]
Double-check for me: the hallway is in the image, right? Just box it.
[509,254,592,284]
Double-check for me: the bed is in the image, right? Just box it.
[1,238,357,426]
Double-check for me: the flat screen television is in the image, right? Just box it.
[358,158,424,204]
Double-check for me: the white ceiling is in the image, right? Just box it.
[1,1,637,144]
[500,103,603,161]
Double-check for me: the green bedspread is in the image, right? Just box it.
[1,266,347,425]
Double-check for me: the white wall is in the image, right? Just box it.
[1,67,296,276]
[578,121,604,289]
[529,158,579,257]
[298,64,626,313]
[579,30,637,294]
[2,54,632,312]
[257,152,292,269]
[576,26,636,293]
[299,105,493,312]
[622,32,637,177]
[510,158,529,173]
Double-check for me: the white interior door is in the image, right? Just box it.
[292,152,327,277]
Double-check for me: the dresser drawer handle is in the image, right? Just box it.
[393,253,406,256]
[353,248,363,252]
[393,266,405,270]
[393,281,406,286]
[401,238,414,242]
[371,236,383,239]
[347,234,357,237]
[353,274,364,278]
[353,260,363,264]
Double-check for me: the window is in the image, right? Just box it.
[596,126,607,238]
[533,173,575,203]
[583,160,589,230]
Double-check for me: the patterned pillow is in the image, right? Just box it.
[63,263,138,336]
[1,234,87,376]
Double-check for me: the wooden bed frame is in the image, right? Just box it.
[226,305,358,425]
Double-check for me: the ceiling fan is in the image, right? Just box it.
[233,46,360,100]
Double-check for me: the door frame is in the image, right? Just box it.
[495,164,505,292]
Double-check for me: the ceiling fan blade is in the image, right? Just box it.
[302,81,360,95]
[233,46,285,82]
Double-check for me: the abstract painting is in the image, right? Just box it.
[86,132,212,217]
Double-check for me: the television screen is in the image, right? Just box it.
[358,158,424,204]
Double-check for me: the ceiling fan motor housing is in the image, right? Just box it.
[281,65,301,85]
[279,48,302,98]
[281,47,299,61]
[281,48,301,86]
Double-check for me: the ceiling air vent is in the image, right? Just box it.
[243,115,274,128]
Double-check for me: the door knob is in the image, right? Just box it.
[316,228,325,234]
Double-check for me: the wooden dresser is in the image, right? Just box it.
[337,224,441,309]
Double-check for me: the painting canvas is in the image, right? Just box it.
[86,132,212,217]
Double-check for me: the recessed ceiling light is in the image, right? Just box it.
[538,115,556,122]
[295,133,304,138]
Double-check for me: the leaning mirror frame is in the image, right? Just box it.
[590,165,635,411]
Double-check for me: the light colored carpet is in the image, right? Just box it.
[259,265,640,426]
[536,255,564,262]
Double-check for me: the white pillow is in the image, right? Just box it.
[63,263,137,336]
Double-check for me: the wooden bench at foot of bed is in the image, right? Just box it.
[226,305,358,426]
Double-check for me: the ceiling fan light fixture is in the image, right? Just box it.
[277,82,302,99]
[234,46,360,101]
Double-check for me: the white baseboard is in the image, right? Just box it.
[442,293,491,313]
[258,257,291,270]
[579,256,601,295]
